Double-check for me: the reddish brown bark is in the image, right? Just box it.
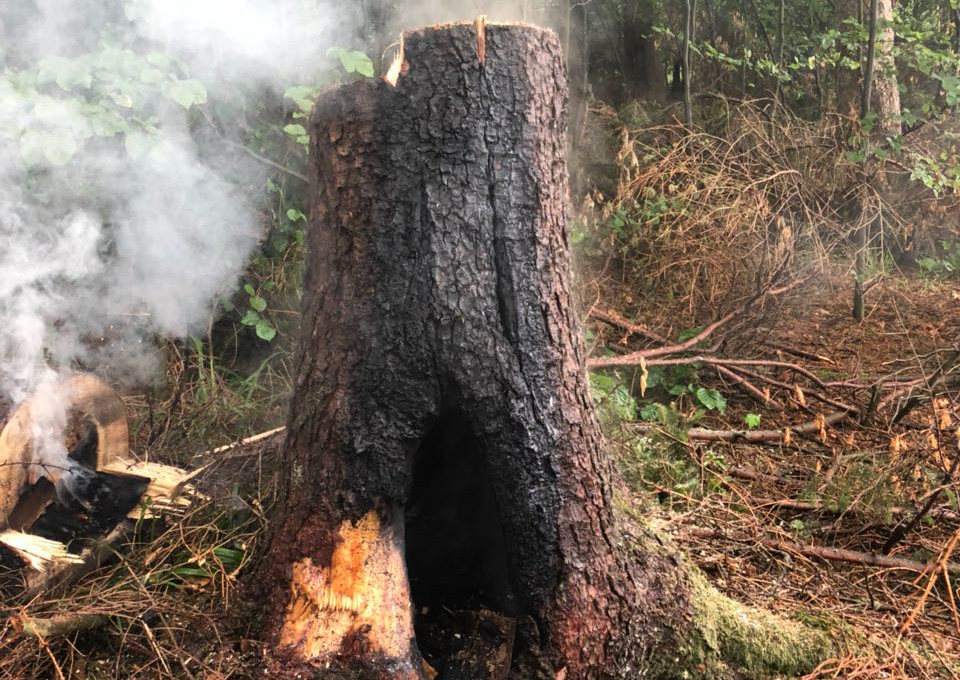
[256,22,690,680]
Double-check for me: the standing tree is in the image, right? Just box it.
[256,21,828,680]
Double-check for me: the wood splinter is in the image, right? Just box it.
[475,15,486,64]
[384,36,405,87]
[0,531,83,571]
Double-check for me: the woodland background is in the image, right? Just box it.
[1,0,960,677]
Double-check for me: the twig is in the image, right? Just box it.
[230,141,309,183]
[591,354,826,388]
[629,409,852,443]
[202,426,287,456]
[764,341,835,364]
[726,364,857,413]
[882,428,960,554]
[588,309,671,344]
[714,364,779,407]
[586,279,804,367]
[748,497,960,523]
[685,527,960,575]
[13,613,108,638]
[898,529,960,634]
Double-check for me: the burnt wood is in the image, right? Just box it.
[259,22,689,680]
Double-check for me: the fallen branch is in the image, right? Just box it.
[588,279,804,368]
[685,527,960,575]
[12,613,109,638]
[588,308,670,345]
[714,364,779,408]
[591,354,826,389]
[748,497,960,524]
[628,409,852,443]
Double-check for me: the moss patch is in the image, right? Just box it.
[655,566,832,679]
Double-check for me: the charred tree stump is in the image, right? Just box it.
[258,21,826,680]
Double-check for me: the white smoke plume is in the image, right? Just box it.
[0,0,552,494]
[0,0,347,487]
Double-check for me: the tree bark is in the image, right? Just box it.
[256,21,826,680]
[872,0,901,137]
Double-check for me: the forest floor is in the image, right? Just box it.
[2,261,959,679]
[593,262,960,679]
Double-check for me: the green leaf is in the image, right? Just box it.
[19,129,78,166]
[283,84,319,113]
[243,283,255,296]
[37,56,92,91]
[695,387,727,414]
[240,310,260,325]
[286,208,305,222]
[249,296,267,312]
[329,48,374,77]
[162,78,207,109]
[639,402,661,422]
[283,123,307,137]
[139,67,166,85]
[744,413,761,429]
[255,320,277,342]
[677,325,704,342]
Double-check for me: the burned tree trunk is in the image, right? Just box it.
[258,21,825,680]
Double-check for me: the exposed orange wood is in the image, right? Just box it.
[278,509,422,679]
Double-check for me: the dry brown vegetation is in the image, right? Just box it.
[584,101,960,679]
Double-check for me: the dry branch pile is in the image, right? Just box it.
[587,267,960,678]
[580,101,861,324]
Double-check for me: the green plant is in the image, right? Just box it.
[917,240,960,278]
[589,371,638,428]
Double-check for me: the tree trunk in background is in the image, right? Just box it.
[256,21,694,680]
[873,0,901,137]
[835,0,862,118]
[623,0,665,101]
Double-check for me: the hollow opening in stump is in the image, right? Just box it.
[405,411,516,617]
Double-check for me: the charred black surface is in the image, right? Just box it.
[17,425,147,548]
[29,472,147,545]
[261,23,692,679]
[405,412,515,615]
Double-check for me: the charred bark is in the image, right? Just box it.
[256,21,824,680]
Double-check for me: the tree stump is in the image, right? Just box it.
[258,21,827,680]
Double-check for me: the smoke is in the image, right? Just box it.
[0,0,338,487]
[0,0,558,495]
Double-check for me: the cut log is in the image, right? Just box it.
[0,373,202,590]
[256,20,829,680]
[0,373,129,526]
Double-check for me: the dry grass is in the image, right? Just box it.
[577,99,934,330]
[0,441,277,680]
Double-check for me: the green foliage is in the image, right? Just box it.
[744,412,762,429]
[3,45,206,168]
[589,371,638,427]
[327,47,375,78]
[917,240,960,279]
